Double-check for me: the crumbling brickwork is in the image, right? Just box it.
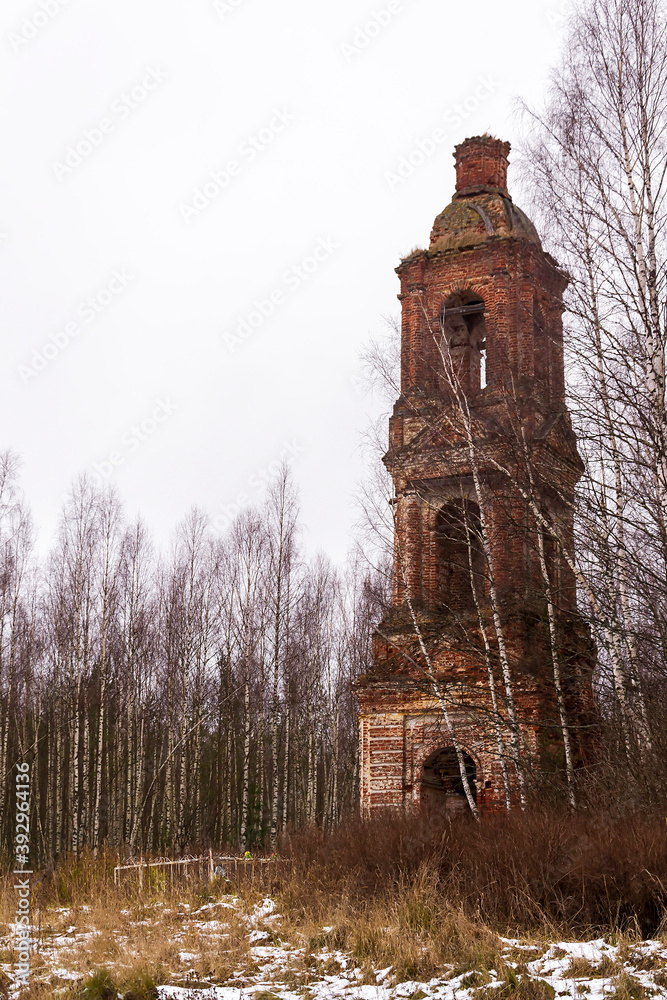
[356,136,596,817]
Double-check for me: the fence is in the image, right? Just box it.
[211,855,290,892]
[113,852,290,892]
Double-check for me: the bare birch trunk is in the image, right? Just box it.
[310,732,315,825]
[93,676,105,850]
[72,685,81,855]
[55,722,63,857]
[129,716,145,853]
[537,528,577,807]
[282,707,290,831]
[463,506,512,810]
[240,680,250,847]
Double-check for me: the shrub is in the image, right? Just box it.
[74,969,118,999]
[281,805,667,937]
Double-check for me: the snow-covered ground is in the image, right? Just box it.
[156,933,667,999]
[3,894,667,997]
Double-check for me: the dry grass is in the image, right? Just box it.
[605,971,651,999]
[565,954,621,978]
[2,805,667,993]
[1,852,509,992]
[0,857,269,996]
[279,863,505,984]
[474,970,556,999]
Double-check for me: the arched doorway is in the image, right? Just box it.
[421,746,477,815]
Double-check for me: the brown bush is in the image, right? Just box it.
[280,806,667,937]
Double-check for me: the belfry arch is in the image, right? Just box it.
[439,292,487,393]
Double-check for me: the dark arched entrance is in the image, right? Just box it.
[421,746,477,815]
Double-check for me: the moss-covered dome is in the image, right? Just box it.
[429,191,541,253]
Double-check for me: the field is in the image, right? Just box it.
[2,810,667,999]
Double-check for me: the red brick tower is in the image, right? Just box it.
[356,136,595,816]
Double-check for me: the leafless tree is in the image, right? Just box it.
[520,0,667,775]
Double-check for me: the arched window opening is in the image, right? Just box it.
[439,293,487,393]
[421,746,477,815]
[435,499,484,610]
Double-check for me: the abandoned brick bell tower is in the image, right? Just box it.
[356,135,595,816]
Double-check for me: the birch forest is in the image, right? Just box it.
[0,460,382,862]
[520,0,667,783]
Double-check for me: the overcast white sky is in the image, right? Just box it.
[1,0,569,561]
